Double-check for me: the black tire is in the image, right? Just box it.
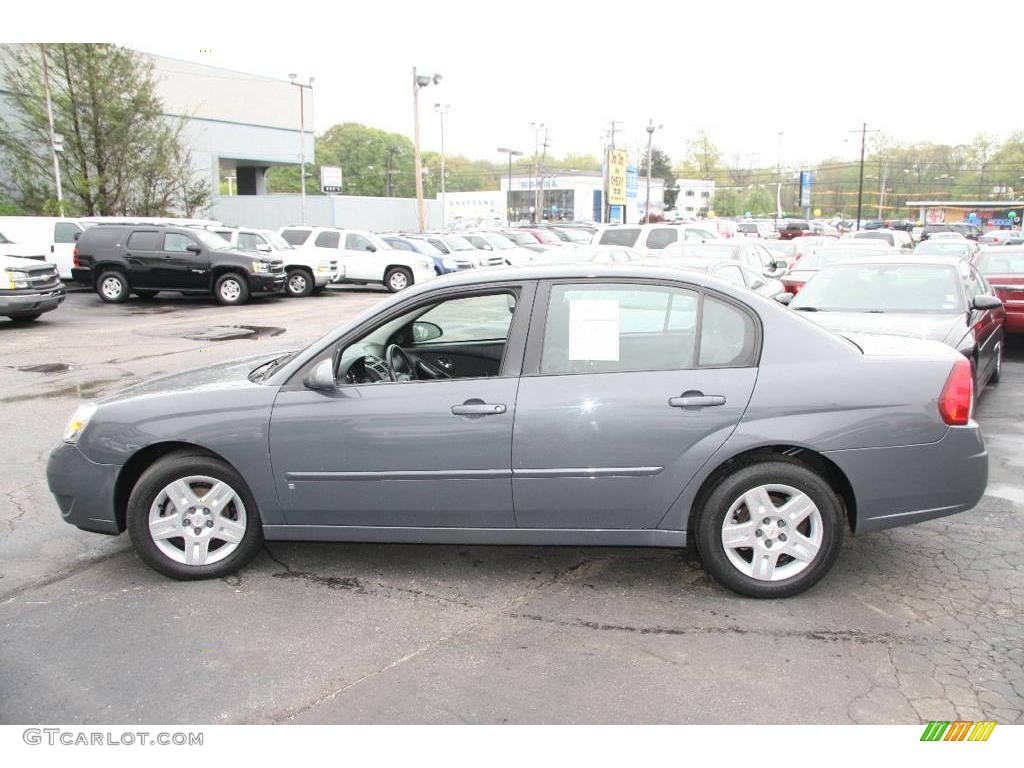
[384,267,413,293]
[990,342,1003,384]
[96,269,130,303]
[8,312,42,322]
[693,458,844,598]
[134,289,159,299]
[214,272,250,305]
[127,452,263,580]
[285,267,314,297]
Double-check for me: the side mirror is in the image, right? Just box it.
[365,244,377,252]
[412,321,443,343]
[303,359,337,391]
[257,243,272,252]
[186,244,202,254]
[775,292,794,305]
[772,259,788,270]
[972,294,1002,311]
[481,243,493,251]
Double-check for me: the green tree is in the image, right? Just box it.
[0,43,208,216]
[675,129,720,179]
[640,146,677,207]
[712,188,742,217]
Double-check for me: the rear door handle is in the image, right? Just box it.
[451,402,506,416]
[669,394,726,408]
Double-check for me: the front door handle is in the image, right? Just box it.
[669,393,726,409]
[451,401,507,416]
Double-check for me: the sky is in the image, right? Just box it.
[7,0,1024,171]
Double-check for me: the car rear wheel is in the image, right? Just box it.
[285,268,313,297]
[694,459,844,598]
[214,273,249,305]
[127,453,263,580]
[96,270,129,303]
[385,267,412,292]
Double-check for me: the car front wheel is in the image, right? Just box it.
[384,267,412,292]
[285,268,314,297]
[127,453,263,580]
[694,458,844,598]
[214,273,250,305]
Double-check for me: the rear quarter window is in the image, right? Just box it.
[78,227,124,249]
[598,228,640,247]
[280,229,312,246]
[126,231,160,250]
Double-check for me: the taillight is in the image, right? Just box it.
[938,357,974,426]
[782,280,804,294]
[73,246,80,268]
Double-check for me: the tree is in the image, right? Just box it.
[675,129,720,180]
[711,188,742,217]
[640,146,677,207]
[0,44,208,216]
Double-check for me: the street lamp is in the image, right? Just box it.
[435,103,450,230]
[497,147,523,225]
[288,73,315,225]
[644,119,662,223]
[412,68,442,232]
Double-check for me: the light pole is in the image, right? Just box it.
[497,147,523,225]
[855,122,867,230]
[435,103,450,230]
[39,44,64,216]
[412,67,442,232]
[644,120,662,223]
[288,73,314,225]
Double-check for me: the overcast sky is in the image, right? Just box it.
[9,0,1023,170]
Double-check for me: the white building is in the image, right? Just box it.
[673,178,716,217]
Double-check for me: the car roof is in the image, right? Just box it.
[822,256,961,268]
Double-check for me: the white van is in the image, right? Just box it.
[0,217,85,279]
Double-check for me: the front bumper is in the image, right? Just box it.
[824,424,988,534]
[249,273,286,294]
[46,442,122,535]
[0,286,66,316]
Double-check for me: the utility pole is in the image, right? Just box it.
[855,122,867,230]
[288,74,314,224]
[877,158,887,219]
[385,146,399,197]
[537,125,550,222]
[435,104,449,229]
[644,120,662,223]
[39,44,64,217]
[775,131,783,227]
[530,122,545,223]
[412,67,442,232]
[497,147,523,225]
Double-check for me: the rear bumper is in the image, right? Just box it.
[824,425,988,534]
[46,442,122,535]
[71,267,93,285]
[0,286,66,315]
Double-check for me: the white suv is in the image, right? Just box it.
[279,227,435,292]
[208,226,340,297]
[591,223,718,255]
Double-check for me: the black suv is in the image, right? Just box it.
[73,225,285,305]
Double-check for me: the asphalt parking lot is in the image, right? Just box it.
[1,287,1022,725]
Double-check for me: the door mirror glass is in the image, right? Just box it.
[411,321,443,343]
[303,359,337,391]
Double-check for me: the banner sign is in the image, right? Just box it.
[606,149,628,206]
[799,170,812,208]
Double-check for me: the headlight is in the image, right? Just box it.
[6,269,29,289]
[63,403,97,443]
[251,261,270,274]
[442,258,457,270]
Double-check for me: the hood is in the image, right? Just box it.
[98,351,291,404]
[0,247,49,264]
[797,311,965,346]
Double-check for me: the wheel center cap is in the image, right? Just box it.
[763,523,780,539]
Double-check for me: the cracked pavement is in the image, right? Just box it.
[1,288,1022,724]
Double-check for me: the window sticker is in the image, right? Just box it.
[568,299,619,361]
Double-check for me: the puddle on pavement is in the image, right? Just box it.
[126,306,179,315]
[182,325,285,342]
[14,363,70,374]
[0,376,131,404]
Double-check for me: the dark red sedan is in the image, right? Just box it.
[975,248,1024,334]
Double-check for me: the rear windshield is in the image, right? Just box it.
[598,227,640,247]
[791,263,964,313]
[976,251,1024,275]
[797,248,891,270]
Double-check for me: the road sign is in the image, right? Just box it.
[799,170,812,208]
[606,149,628,206]
[320,166,342,193]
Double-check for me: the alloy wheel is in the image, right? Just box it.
[148,475,247,566]
[720,484,823,581]
[288,273,307,295]
[389,272,408,290]
[101,276,124,300]
[220,279,242,302]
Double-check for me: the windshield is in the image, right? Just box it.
[263,231,293,250]
[976,251,1024,275]
[442,235,476,252]
[913,241,971,256]
[797,248,892,270]
[503,231,536,245]
[555,228,592,243]
[0,231,11,244]
[484,233,516,250]
[529,229,560,244]
[790,264,965,313]
[410,239,444,256]
[193,230,234,250]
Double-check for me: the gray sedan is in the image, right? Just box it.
[47,266,988,597]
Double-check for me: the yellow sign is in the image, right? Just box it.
[606,149,628,206]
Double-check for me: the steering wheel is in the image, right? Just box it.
[385,344,418,382]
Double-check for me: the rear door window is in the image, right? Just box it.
[126,231,160,250]
[163,233,195,253]
[54,222,81,243]
[345,233,374,251]
[237,232,266,251]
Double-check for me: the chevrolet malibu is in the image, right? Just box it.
[47,266,988,597]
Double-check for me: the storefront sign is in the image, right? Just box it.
[320,166,342,193]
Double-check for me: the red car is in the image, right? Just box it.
[975,247,1024,333]
[517,228,565,247]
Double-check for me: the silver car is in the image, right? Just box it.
[47,266,988,597]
